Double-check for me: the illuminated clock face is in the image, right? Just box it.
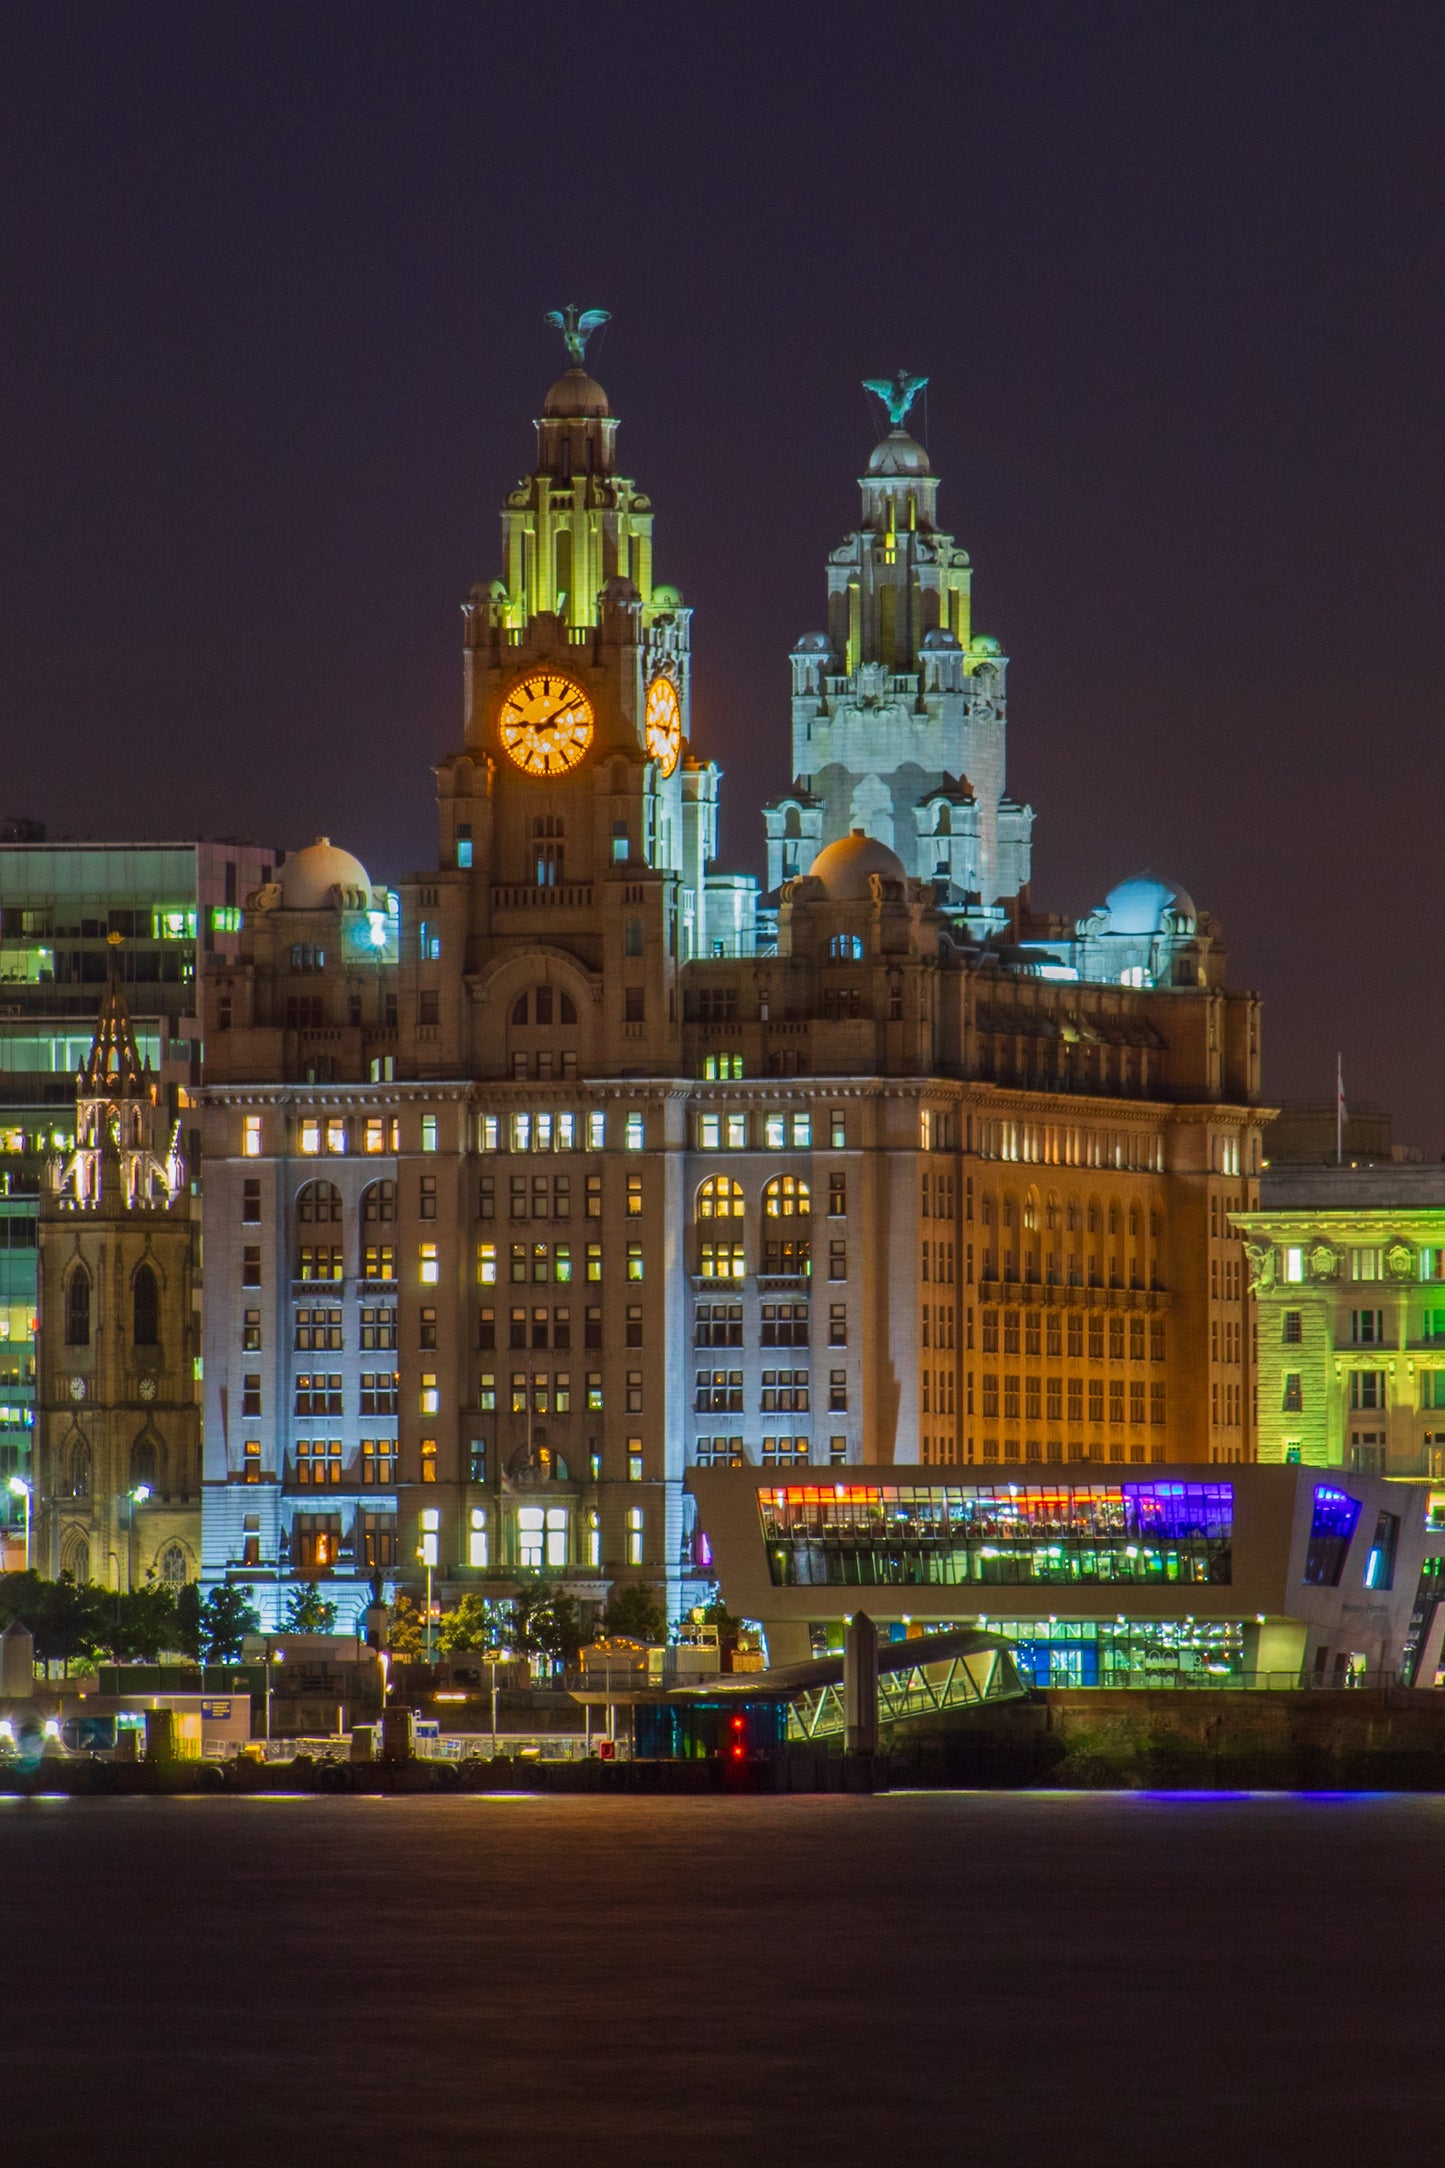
[645,675,681,777]
[498,672,595,776]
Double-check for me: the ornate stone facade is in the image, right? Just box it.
[35,950,200,1589]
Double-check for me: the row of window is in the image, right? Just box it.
[981,1310,1167,1361]
[977,1119,1171,1172]
[282,1502,647,1574]
[1282,1370,1445,1412]
[1281,1307,1445,1345]
[694,1436,840,1467]
[977,1376,1167,1425]
[1278,1245,1445,1285]
[692,1369,849,1413]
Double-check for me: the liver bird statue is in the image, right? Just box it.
[544,305,611,367]
[862,370,929,428]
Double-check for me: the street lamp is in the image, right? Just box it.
[7,1477,30,1572]
[119,1483,152,1620]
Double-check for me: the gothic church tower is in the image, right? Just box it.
[36,941,200,1590]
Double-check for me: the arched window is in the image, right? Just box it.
[160,1544,188,1588]
[67,1440,91,1498]
[362,1180,395,1224]
[298,1181,343,1223]
[1023,1188,1039,1233]
[828,934,864,961]
[132,1263,159,1347]
[130,1436,159,1491]
[763,1176,811,1275]
[298,1181,344,1282]
[65,1265,90,1347]
[697,1177,745,1220]
[513,985,578,1027]
[361,1179,396,1282]
[61,1534,90,1584]
[1045,1192,1061,1231]
[763,1176,810,1219]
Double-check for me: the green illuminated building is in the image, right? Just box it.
[1233,1167,1445,1480]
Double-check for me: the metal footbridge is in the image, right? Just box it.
[779,1627,1027,1742]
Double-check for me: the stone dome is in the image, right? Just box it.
[650,582,684,609]
[1104,872,1196,935]
[921,626,962,650]
[542,367,610,418]
[792,631,833,655]
[280,837,373,911]
[867,429,931,477]
[808,829,907,901]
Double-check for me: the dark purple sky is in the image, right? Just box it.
[2,4,1443,1141]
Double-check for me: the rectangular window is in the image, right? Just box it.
[1351,1248,1381,1282]
[1282,1373,1303,1412]
[626,1173,643,1217]
[421,1115,439,1153]
[626,1370,643,1413]
[242,1245,261,1288]
[468,1507,489,1569]
[243,1114,262,1158]
[626,1506,644,1566]
[764,1114,787,1150]
[625,1112,645,1150]
[586,1243,602,1282]
[587,1110,605,1151]
[1350,1371,1386,1410]
[587,1372,603,1411]
[1351,1309,1385,1345]
[420,1371,439,1415]
[298,1119,322,1156]
[419,1242,439,1285]
[478,1372,496,1411]
[476,1241,497,1285]
[624,987,644,1022]
[626,1242,644,1280]
[828,1240,846,1281]
[421,1440,437,1484]
[1282,1310,1303,1345]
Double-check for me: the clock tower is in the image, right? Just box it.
[417,309,723,1081]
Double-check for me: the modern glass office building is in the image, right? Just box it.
[0,831,277,1545]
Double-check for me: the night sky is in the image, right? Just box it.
[2,5,1443,1142]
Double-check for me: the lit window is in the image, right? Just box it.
[421,1372,439,1414]
[468,1507,488,1568]
[699,1114,721,1149]
[364,1118,386,1154]
[419,1243,439,1285]
[325,1119,347,1154]
[626,1506,644,1566]
[456,833,473,870]
[627,1173,643,1217]
[587,1510,601,1567]
[558,1112,576,1149]
[243,1115,262,1158]
[920,1109,934,1151]
[1282,1247,1305,1283]
[512,1113,532,1153]
[587,1372,603,1410]
[479,1114,500,1151]
[587,1111,606,1150]
[764,1114,786,1149]
[420,1440,437,1484]
[421,1116,438,1153]
[625,1113,644,1151]
[830,1111,846,1149]
[299,1119,321,1155]
[586,1244,602,1282]
[478,1373,496,1411]
[627,1242,644,1280]
[792,1112,811,1148]
[419,1506,440,1566]
[627,1442,644,1481]
[211,904,243,933]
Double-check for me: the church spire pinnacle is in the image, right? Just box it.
[80,935,149,1098]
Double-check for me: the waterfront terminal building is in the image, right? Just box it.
[32,331,1267,1632]
[690,1460,1435,1688]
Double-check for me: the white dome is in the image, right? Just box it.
[280,837,373,910]
[808,829,906,901]
[1104,872,1196,935]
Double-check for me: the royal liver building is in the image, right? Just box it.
[763,372,1034,934]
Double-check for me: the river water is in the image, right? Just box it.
[2,1789,1439,2166]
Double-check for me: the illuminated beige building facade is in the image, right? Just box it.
[195,332,1266,1630]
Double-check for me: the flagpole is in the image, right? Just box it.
[1336,1054,1344,1166]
